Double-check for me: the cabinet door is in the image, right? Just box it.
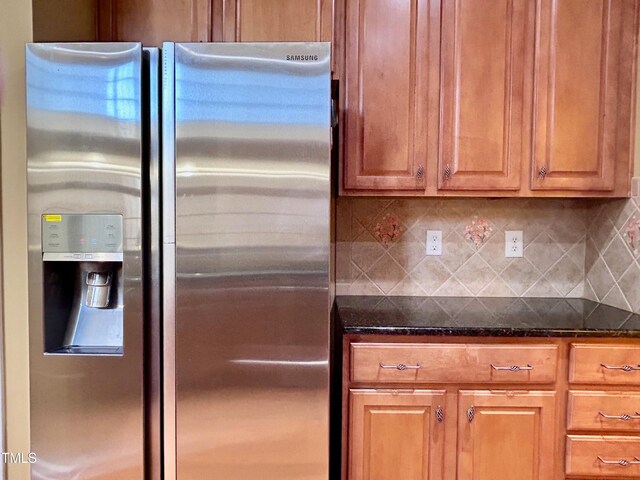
[532,0,635,192]
[343,0,434,191]
[458,390,557,480]
[98,0,211,45]
[217,0,332,42]
[349,389,446,480]
[439,0,531,191]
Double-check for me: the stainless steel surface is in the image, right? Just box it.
[41,213,123,254]
[144,46,163,480]
[85,270,112,308]
[597,456,640,466]
[161,42,178,480]
[171,42,331,479]
[42,252,123,262]
[600,363,640,371]
[378,363,421,370]
[58,262,123,349]
[598,412,640,420]
[490,364,534,371]
[27,43,144,479]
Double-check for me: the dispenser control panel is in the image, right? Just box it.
[42,214,123,261]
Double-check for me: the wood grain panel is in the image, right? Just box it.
[344,0,431,190]
[351,343,558,384]
[570,344,640,385]
[567,391,640,432]
[349,389,445,480]
[532,0,618,191]
[457,390,557,480]
[566,435,640,477]
[106,0,211,45]
[234,0,321,41]
[439,0,529,191]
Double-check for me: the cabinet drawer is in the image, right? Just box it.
[350,343,557,384]
[570,344,640,385]
[566,435,640,477]
[568,391,640,432]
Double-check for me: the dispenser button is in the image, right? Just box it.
[73,253,82,259]
[85,254,93,259]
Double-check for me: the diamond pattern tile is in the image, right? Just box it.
[336,188,640,314]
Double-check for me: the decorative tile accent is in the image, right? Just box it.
[373,212,403,245]
[464,216,493,248]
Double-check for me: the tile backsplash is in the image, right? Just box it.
[336,179,640,313]
[584,178,640,313]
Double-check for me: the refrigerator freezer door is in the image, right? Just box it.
[26,43,145,479]
[169,43,331,479]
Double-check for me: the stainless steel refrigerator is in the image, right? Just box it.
[26,42,332,479]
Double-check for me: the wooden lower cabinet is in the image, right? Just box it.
[457,390,557,480]
[348,389,446,480]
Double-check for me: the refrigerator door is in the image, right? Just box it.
[26,43,145,479]
[166,43,331,479]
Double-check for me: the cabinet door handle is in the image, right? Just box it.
[600,363,640,372]
[491,364,533,371]
[599,412,640,421]
[597,456,640,466]
[538,166,547,178]
[416,164,424,179]
[467,406,475,423]
[379,363,421,371]
[443,164,451,180]
[436,405,444,423]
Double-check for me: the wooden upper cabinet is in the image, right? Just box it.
[439,0,531,191]
[457,390,557,480]
[98,0,211,45]
[349,389,446,480]
[532,0,637,192]
[216,0,332,42]
[98,0,333,47]
[343,0,435,191]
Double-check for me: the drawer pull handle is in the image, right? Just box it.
[600,364,640,372]
[379,363,421,371]
[491,364,533,371]
[597,456,640,466]
[599,412,640,421]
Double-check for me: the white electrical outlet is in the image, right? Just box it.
[505,230,524,257]
[426,230,442,256]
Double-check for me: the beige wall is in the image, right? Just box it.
[0,1,32,479]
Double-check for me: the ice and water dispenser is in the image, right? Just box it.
[41,214,124,355]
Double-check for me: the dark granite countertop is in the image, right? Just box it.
[335,296,640,337]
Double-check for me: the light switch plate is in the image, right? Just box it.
[505,230,523,257]
[426,230,442,256]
